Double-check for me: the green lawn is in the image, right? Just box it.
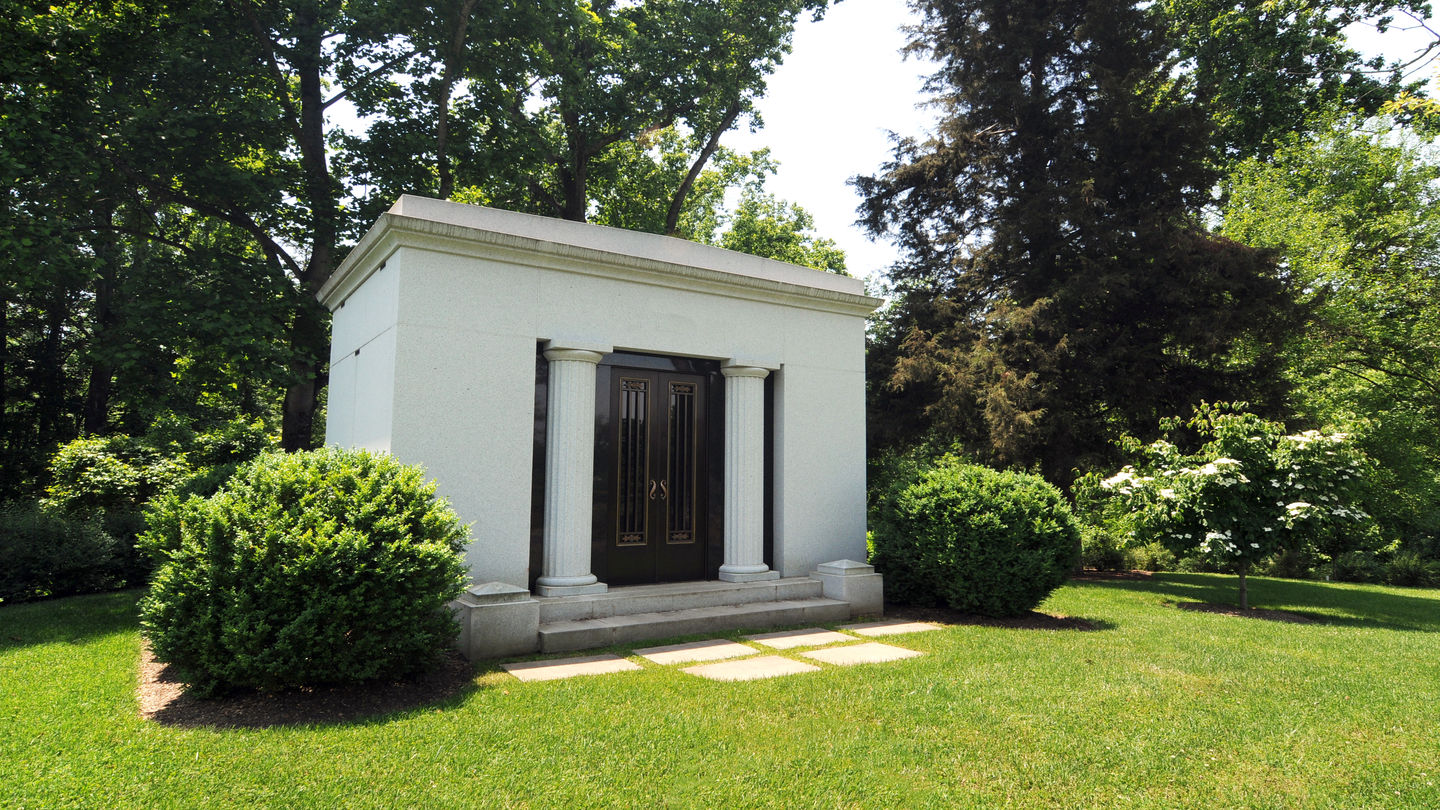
[3,574,1439,809]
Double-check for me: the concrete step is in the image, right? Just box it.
[537,596,851,653]
[535,576,823,623]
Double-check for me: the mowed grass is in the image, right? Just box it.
[3,574,1439,809]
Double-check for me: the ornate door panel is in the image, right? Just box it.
[602,368,709,585]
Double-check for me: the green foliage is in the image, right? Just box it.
[713,190,847,273]
[1096,403,1376,606]
[871,457,1080,617]
[0,504,117,604]
[1222,118,1440,550]
[1080,525,1129,572]
[1328,550,1381,583]
[1130,542,1177,573]
[1161,0,1427,162]
[857,0,1295,483]
[1381,550,1440,588]
[139,448,468,697]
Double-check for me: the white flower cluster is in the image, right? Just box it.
[1200,530,1243,557]
[1177,457,1250,487]
[1101,467,1151,494]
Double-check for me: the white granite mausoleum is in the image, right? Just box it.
[319,196,883,658]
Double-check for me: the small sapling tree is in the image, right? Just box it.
[1098,403,1372,609]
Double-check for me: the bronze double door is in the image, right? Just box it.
[595,365,711,586]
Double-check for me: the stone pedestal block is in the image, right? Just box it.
[451,582,540,660]
[810,559,884,618]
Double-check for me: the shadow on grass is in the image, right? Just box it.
[141,648,491,731]
[1070,573,1440,632]
[0,589,142,650]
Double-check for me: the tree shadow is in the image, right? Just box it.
[141,648,491,730]
[0,589,142,651]
[1070,573,1440,632]
[886,603,1117,631]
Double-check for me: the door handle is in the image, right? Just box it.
[649,480,658,500]
[659,480,669,500]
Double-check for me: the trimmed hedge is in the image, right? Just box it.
[871,458,1080,617]
[139,448,468,697]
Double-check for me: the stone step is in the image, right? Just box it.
[535,576,823,623]
[537,596,851,654]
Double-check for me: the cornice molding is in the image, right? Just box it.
[319,208,884,319]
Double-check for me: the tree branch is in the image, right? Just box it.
[323,46,423,110]
[665,99,743,235]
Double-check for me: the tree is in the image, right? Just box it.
[856,0,1297,483]
[1161,0,1432,162]
[713,189,847,274]
[1095,404,1373,609]
[3,0,835,481]
[342,0,832,229]
[1222,118,1440,549]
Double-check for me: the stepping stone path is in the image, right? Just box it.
[743,627,858,649]
[682,655,820,682]
[801,642,922,666]
[500,619,942,683]
[502,653,642,682]
[841,619,941,637]
[634,639,757,665]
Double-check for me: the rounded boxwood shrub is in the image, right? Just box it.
[871,458,1080,617]
[139,448,468,697]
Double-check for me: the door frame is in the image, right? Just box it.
[528,346,774,591]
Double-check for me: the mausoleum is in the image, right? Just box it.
[319,195,883,658]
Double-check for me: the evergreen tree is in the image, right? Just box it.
[857,0,1298,483]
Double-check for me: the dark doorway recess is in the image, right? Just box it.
[530,348,773,591]
[593,353,723,585]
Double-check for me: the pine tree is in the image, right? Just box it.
[857,0,1298,483]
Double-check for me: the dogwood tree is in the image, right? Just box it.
[1099,404,1373,608]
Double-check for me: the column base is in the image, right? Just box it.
[535,581,609,597]
[718,569,780,583]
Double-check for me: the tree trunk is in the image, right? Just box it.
[37,287,68,442]
[436,0,480,200]
[1237,564,1249,611]
[82,203,120,435]
[280,298,330,452]
[281,4,339,451]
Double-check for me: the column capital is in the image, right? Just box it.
[721,364,770,380]
[543,347,605,365]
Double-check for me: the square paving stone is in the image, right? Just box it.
[743,628,859,649]
[634,639,758,665]
[502,654,642,683]
[681,655,821,682]
[801,642,923,666]
[841,619,942,637]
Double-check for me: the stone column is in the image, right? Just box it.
[536,345,607,596]
[719,364,779,582]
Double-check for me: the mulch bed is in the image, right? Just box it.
[1070,569,1156,582]
[885,604,1099,631]
[137,645,477,730]
[1172,601,1316,624]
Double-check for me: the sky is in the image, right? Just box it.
[724,0,1440,283]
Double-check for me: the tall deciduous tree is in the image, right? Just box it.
[1222,119,1440,547]
[857,0,1297,483]
[1161,0,1432,163]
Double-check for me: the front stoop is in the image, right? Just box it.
[452,565,884,660]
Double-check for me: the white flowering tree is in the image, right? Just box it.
[1098,404,1373,609]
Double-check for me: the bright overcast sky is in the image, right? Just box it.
[726,0,1440,284]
